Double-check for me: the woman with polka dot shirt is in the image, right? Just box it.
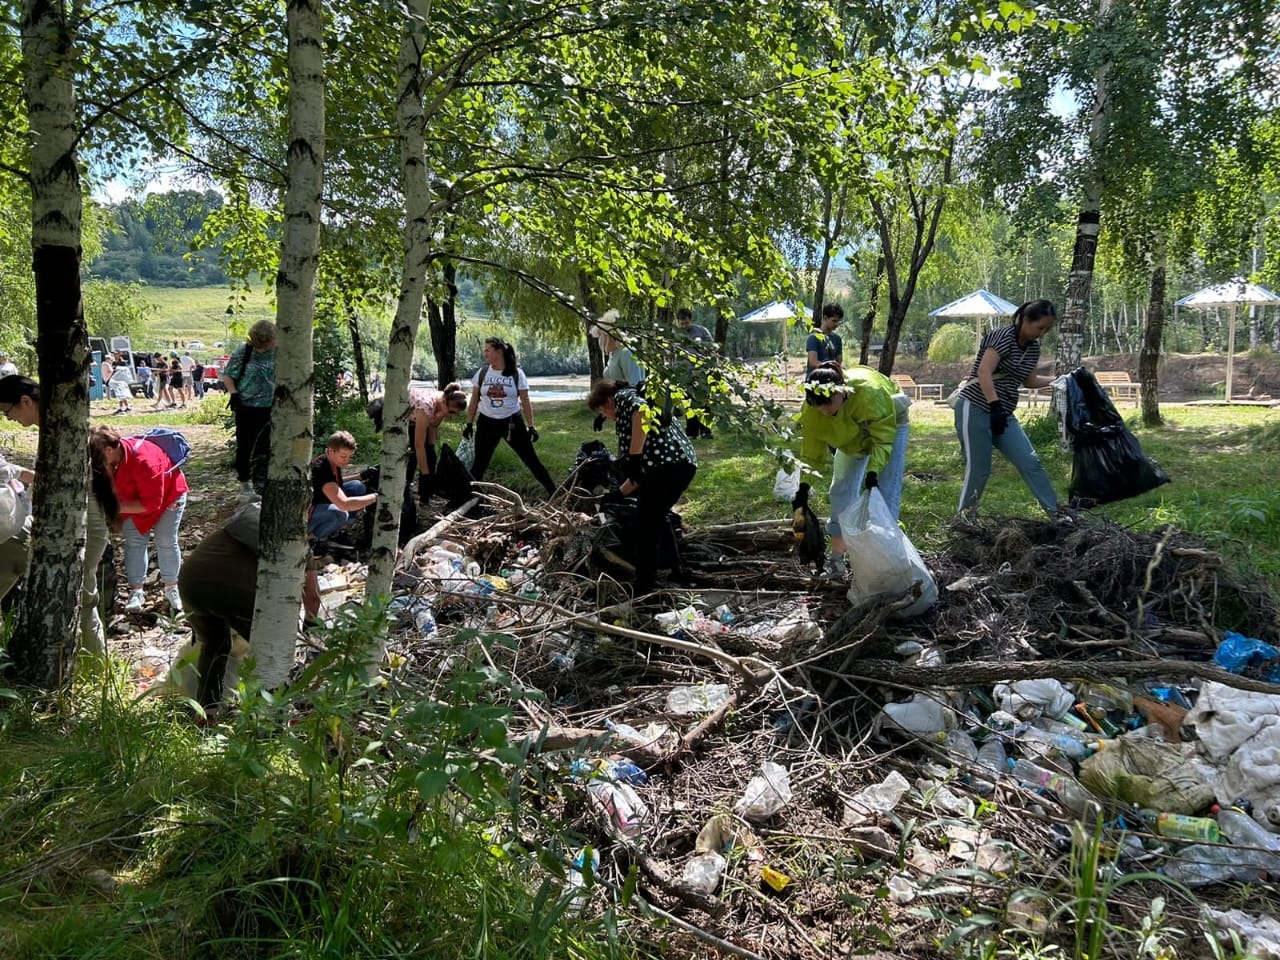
[587,378,697,597]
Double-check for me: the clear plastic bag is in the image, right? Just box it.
[456,436,476,470]
[839,488,937,618]
[734,761,792,820]
[772,466,800,501]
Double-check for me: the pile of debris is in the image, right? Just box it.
[333,489,1280,958]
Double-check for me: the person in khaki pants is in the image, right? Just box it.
[0,375,110,653]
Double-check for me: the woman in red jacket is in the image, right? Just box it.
[89,426,189,614]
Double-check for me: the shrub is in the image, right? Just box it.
[928,322,976,363]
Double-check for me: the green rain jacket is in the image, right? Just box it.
[798,366,905,474]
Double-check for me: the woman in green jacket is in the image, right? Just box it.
[797,363,911,579]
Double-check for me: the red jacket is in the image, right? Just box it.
[115,437,189,534]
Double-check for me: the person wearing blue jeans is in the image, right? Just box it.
[797,363,912,580]
[953,299,1061,518]
[307,431,377,546]
[123,494,187,600]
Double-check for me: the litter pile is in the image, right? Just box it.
[187,487,1280,959]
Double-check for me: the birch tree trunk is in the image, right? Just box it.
[11,0,90,689]
[1056,0,1115,375]
[1138,233,1166,427]
[250,0,325,688]
[364,0,435,616]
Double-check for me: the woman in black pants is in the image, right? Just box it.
[462,337,556,494]
[587,378,697,597]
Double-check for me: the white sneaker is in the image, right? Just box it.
[124,588,146,612]
[164,586,183,613]
[237,484,261,503]
[822,552,848,582]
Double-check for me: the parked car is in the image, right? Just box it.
[203,355,231,391]
[186,340,205,350]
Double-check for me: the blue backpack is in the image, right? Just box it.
[140,428,192,471]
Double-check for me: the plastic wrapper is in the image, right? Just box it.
[734,761,792,820]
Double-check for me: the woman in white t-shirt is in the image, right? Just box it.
[462,337,556,494]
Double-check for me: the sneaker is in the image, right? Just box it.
[237,483,261,503]
[164,585,183,613]
[124,588,146,612]
[822,552,848,582]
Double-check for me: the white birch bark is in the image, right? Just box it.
[13,0,90,688]
[363,0,436,634]
[1056,0,1115,376]
[250,0,325,688]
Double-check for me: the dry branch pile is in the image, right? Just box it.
[379,494,1280,959]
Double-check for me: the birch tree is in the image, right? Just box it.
[363,0,434,609]
[9,0,89,687]
[249,0,325,688]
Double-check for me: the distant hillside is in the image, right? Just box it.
[89,190,228,287]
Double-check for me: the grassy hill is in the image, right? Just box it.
[137,284,276,354]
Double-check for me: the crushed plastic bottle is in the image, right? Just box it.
[1162,844,1264,886]
[680,851,726,894]
[1007,757,1100,819]
[734,761,792,820]
[666,683,731,715]
[1216,807,1280,874]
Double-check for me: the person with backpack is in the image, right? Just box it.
[0,375,113,653]
[586,378,697,600]
[220,320,277,502]
[462,337,557,495]
[89,424,188,614]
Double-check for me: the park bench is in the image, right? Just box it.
[1095,370,1140,405]
[891,374,944,402]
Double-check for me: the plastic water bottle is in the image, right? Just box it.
[1216,807,1280,874]
[940,730,978,762]
[973,737,1007,795]
[1020,727,1092,761]
[1162,844,1263,886]
[1007,758,1100,819]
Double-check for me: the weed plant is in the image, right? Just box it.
[0,606,654,959]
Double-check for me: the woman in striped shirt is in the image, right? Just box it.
[954,299,1061,518]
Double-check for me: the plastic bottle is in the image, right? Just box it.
[972,737,1006,795]
[606,719,657,750]
[1141,811,1221,842]
[567,847,600,908]
[1162,844,1263,887]
[1216,807,1280,874]
[680,851,726,894]
[940,729,978,762]
[714,604,735,625]
[666,683,732,715]
[1007,758,1100,819]
[1019,727,1092,761]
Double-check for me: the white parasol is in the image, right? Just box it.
[929,289,1019,350]
[1175,278,1280,403]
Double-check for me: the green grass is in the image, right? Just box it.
[136,284,276,354]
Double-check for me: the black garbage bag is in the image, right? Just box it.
[436,443,476,508]
[1066,367,1170,507]
[566,439,625,493]
[593,495,683,575]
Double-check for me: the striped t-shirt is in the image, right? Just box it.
[959,325,1040,413]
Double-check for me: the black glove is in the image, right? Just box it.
[863,471,878,491]
[417,472,434,505]
[592,413,605,433]
[462,423,474,441]
[228,392,242,411]
[621,453,645,483]
[791,482,810,511]
[527,426,539,443]
[989,405,1008,437]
